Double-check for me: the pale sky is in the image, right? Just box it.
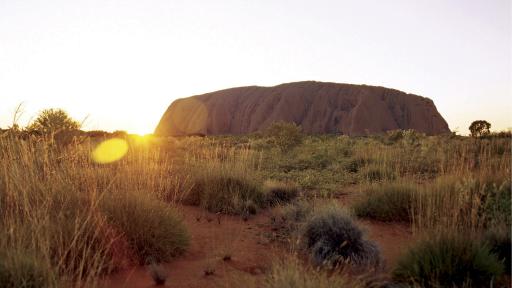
[1,0,510,134]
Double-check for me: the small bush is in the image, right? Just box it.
[281,200,314,223]
[0,248,56,288]
[303,206,381,268]
[270,200,314,242]
[483,228,511,274]
[344,155,371,173]
[481,180,511,227]
[393,233,504,287]
[101,192,189,264]
[353,182,416,222]
[360,164,395,182]
[264,180,299,205]
[186,172,265,215]
[264,121,303,152]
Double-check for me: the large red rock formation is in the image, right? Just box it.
[154,81,450,136]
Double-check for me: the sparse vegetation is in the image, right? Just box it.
[1,123,510,286]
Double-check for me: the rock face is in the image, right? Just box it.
[155,81,450,136]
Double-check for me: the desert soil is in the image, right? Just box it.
[103,202,412,288]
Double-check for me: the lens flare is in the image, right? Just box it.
[170,98,208,135]
[92,138,128,164]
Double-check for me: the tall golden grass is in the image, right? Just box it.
[0,135,190,287]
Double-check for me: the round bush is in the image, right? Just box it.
[393,234,504,287]
[303,207,381,268]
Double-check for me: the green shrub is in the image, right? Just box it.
[481,180,511,227]
[353,182,416,222]
[264,180,299,205]
[101,192,189,264]
[264,121,303,152]
[303,206,381,268]
[483,228,511,274]
[186,172,265,215]
[393,233,504,287]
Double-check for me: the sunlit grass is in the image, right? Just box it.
[0,129,510,287]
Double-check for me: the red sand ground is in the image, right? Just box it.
[102,203,412,288]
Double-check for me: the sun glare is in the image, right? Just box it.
[130,134,155,145]
[92,138,129,164]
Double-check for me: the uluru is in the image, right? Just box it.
[154,81,450,136]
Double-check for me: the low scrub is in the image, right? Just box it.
[360,164,396,182]
[263,121,303,152]
[481,179,511,227]
[483,228,511,274]
[262,257,352,288]
[101,192,189,264]
[393,233,504,287]
[264,180,299,205]
[344,155,371,173]
[303,206,381,268]
[353,182,416,222]
[186,171,266,215]
[270,200,314,242]
[0,247,56,288]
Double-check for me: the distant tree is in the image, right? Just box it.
[27,108,80,134]
[469,120,491,138]
[264,121,303,151]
